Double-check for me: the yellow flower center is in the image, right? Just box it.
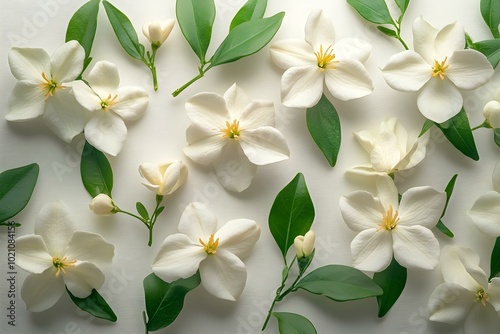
[432,57,449,80]
[378,204,400,231]
[40,72,64,100]
[315,45,338,69]
[475,289,490,306]
[101,94,118,111]
[199,234,220,255]
[221,119,244,140]
[52,256,76,277]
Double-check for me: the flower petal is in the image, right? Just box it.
[239,100,276,128]
[339,191,384,231]
[112,86,149,121]
[21,268,64,312]
[398,186,446,228]
[64,261,105,298]
[15,235,53,274]
[382,50,431,91]
[84,111,127,156]
[412,16,438,62]
[447,50,494,90]
[213,142,257,192]
[334,38,372,63]
[239,127,290,165]
[351,228,393,272]
[216,219,260,259]
[7,82,46,121]
[468,191,500,236]
[270,39,316,70]
[281,65,324,108]
[434,21,464,59]
[324,60,373,101]
[86,61,119,97]
[394,133,429,171]
[370,130,401,172]
[71,80,103,112]
[223,83,249,119]
[440,245,487,291]
[494,161,500,193]
[417,78,463,123]
[464,302,500,334]
[488,278,500,312]
[184,124,226,165]
[65,231,114,267]
[178,202,218,242]
[346,165,382,176]
[428,282,474,324]
[185,92,229,130]
[305,9,335,50]
[50,40,85,83]
[8,47,50,83]
[353,129,376,153]
[392,225,439,270]
[375,175,399,211]
[139,162,164,187]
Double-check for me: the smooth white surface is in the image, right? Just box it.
[0,0,498,333]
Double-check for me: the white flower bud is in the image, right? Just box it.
[142,20,175,47]
[294,230,315,259]
[89,194,116,216]
[483,100,500,128]
[139,160,188,196]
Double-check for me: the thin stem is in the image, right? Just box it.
[393,20,409,50]
[172,71,205,97]
[116,209,145,223]
[472,120,490,131]
[143,311,149,334]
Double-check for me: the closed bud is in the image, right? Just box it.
[294,230,315,259]
[89,194,116,216]
[483,100,500,128]
[139,160,188,196]
[142,19,175,47]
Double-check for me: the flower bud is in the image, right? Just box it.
[294,230,315,259]
[139,160,188,196]
[89,194,116,216]
[483,100,500,128]
[142,20,175,47]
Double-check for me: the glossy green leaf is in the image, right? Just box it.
[306,94,341,167]
[346,0,394,25]
[269,173,315,260]
[474,39,500,68]
[481,0,500,38]
[419,119,434,137]
[65,0,100,60]
[103,0,145,60]
[81,141,113,198]
[373,257,407,317]
[176,0,215,62]
[230,0,268,31]
[0,163,39,224]
[434,108,479,161]
[296,265,383,301]
[211,12,285,67]
[435,174,458,238]
[494,128,500,147]
[377,26,398,38]
[144,272,201,331]
[136,202,149,220]
[395,0,410,14]
[273,312,317,334]
[490,237,500,280]
[67,287,117,322]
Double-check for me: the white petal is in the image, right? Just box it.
[353,129,376,153]
[178,202,218,243]
[351,228,393,272]
[440,245,486,291]
[324,60,373,101]
[215,219,260,259]
[239,127,290,165]
[392,225,440,270]
[64,231,114,267]
[333,38,372,63]
[434,21,465,59]
[15,235,53,274]
[71,80,102,112]
[184,124,226,165]
[464,302,500,334]
[375,175,399,210]
[493,161,500,193]
[64,261,105,298]
[346,165,382,176]
[185,92,229,130]
[139,162,163,187]
[370,130,400,172]
[270,39,316,70]
[428,283,474,324]
[417,78,463,123]
[223,83,249,119]
[21,268,64,312]
[281,66,324,108]
[239,100,275,128]
[339,191,384,231]
[112,87,149,121]
[50,40,85,83]
[382,51,431,91]
[447,50,494,90]
[468,191,500,236]
[84,111,127,156]
[86,61,119,97]
[7,82,46,121]
[412,16,438,63]
[398,186,446,229]
[488,278,500,312]
[395,133,429,171]
[213,142,257,192]
[8,47,50,83]
[305,9,335,50]
[199,250,247,301]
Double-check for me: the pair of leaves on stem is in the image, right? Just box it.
[468,0,500,69]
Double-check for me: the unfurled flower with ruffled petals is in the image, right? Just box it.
[349,118,428,177]
[16,202,114,312]
[143,20,175,47]
[89,194,117,216]
[7,41,88,142]
[428,245,500,333]
[339,176,445,272]
[72,61,149,156]
[270,9,373,108]
[382,17,494,123]
[183,83,290,192]
[139,160,188,196]
[294,230,315,259]
[152,202,260,301]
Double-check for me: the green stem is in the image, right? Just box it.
[393,21,409,50]
[472,120,491,131]
[172,71,205,97]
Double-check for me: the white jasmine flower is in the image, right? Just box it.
[16,202,114,312]
[269,9,373,108]
[72,60,149,156]
[143,20,175,47]
[152,202,261,301]
[382,17,494,123]
[339,176,446,272]
[89,194,116,216]
[294,230,315,259]
[428,245,500,333]
[7,40,88,142]
[183,83,290,192]
[349,118,428,177]
[139,160,188,196]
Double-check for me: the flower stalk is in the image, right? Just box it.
[172,62,212,97]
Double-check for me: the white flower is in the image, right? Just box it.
[143,20,175,47]
[139,160,188,196]
[428,245,500,333]
[7,40,88,142]
[339,176,446,272]
[72,60,149,156]
[382,17,494,123]
[294,230,315,259]
[152,202,261,301]
[183,83,290,192]
[89,194,116,216]
[269,9,373,108]
[15,202,114,312]
[349,118,428,177]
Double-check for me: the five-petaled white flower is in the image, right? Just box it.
[139,160,188,196]
[7,40,88,142]
[428,245,500,333]
[339,176,446,272]
[183,83,290,192]
[270,9,374,108]
[16,202,114,312]
[72,60,149,156]
[143,20,175,47]
[152,202,261,301]
[348,118,428,177]
[382,17,494,123]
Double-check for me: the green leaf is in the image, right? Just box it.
[346,0,395,25]
[136,202,149,220]
[377,26,398,38]
[395,0,410,13]
[306,95,341,167]
[65,0,100,60]
[0,163,39,223]
[176,0,215,62]
[490,237,500,280]
[434,108,479,161]
[373,257,407,317]
[211,12,285,67]
[419,119,434,137]
[273,312,317,334]
[296,265,383,301]
[80,141,113,198]
[67,287,117,322]
[230,0,268,31]
[144,272,201,331]
[102,0,145,60]
[481,0,500,38]
[474,39,500,68]
[435,174,458,238]
[494,128,500,147]
[269,173,315,260]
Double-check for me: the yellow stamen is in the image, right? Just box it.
[199,234,220,255]
[475,289,490,306]
[101,94,118,111]
[220,119,243,140]
[378,204,400,231]
[52,256,76,277]
[432,57,449,80]
[39,72,63,100]
[315,45,338,69]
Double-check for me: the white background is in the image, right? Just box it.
[1,0,498,333]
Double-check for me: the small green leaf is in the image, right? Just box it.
[230,0,268,31]
[395,0,410,14]
[306,95,341,167]
[434,108,479,161]
[144,272,201,331]
[273,312,317,334]
[377,26,398,38]
[102,0,145,60]
[481,0,500,38]
[435,174,458,238]
[0,163,39,223]
[346,0,395,25]
[296,265,383,301]
[65,0,100,60]
[156,206,165,217]
[474,39,500,68]
[136,202,149,220]
[67,287,117,322]
[269,173,315,260]
[419,119,434,137]
[211,12,285,67]
[81,141,113,198]
[373,257,407,317]
[490,237,500,280]
[494,128,500,147]
[176,0,216,62]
